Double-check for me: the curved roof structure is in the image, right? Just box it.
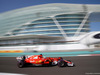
[0,3,100,37]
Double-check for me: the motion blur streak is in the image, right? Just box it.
[0,56,100,75]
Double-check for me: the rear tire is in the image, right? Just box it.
[17,60,25,68]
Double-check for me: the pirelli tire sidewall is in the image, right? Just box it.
[17,60,25,68]
[57,59,66,67]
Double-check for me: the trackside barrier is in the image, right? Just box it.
[0,50,100,57]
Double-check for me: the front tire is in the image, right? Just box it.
[58,60,66,67]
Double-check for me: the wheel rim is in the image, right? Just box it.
[60,62,64,66]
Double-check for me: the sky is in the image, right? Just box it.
[0,0,100,31]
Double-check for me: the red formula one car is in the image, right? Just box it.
[16,54,75,68]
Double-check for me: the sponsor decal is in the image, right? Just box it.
[0,50,23,53]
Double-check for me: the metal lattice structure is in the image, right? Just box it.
[0,3,100,46]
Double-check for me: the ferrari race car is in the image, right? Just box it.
[16,54,75,68]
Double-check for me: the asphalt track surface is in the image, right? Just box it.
[0,56,100,75]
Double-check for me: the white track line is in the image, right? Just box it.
[0,73,27,75]
[77,54,100,56]
[77,54,91,56]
